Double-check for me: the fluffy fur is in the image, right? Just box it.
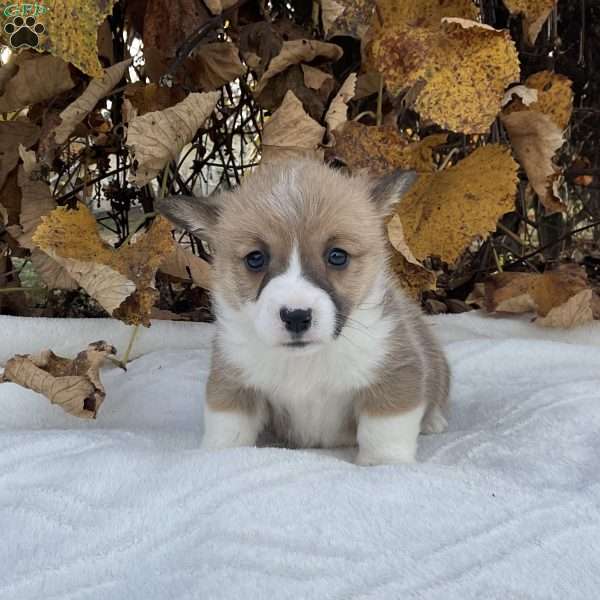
[157,159,450,465]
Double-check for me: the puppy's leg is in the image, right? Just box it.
[421,402,448,434]
[356,403,425,465]
[201,361,268,450]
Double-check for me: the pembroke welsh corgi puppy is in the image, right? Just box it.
[158,159,449,465]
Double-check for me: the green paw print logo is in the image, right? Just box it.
[2,2,49,49]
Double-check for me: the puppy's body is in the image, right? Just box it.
[159,160,449,464]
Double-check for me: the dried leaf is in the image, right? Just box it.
[127,91,219,186]
[500,110,565,213]
[375,0,479,28]
[255,39,343,95]
[0,52,75,113]
[301,64,333,90]
[30,248,78,290]
[389,246,436,300]
[39,0,116,77]
[0,168,20,226]
[52,59,132,146]
[330,123,445,175]
[159,244,212,289]
[369,18,520,133]
[503,0,556,45]
[185,42,245,91]
[204,0,238,14]
[0,120,40,190]
[261,91,325,162]
[0,341,117,418]
[319,0,375,38]
[395,145,518,263]
[502,84,538,107]
[325,73,357,134]
[484,265,597,328]
[123,83,187,120]
[33,204,176,325]
[143,0,211,59]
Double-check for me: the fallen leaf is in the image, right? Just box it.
[0,120,40,190]
[0,168,20,226]
[500,110,565,212]
[123,83,187,121]
[0,51,75,113]
[254,39,343,95]
[504,70,573,130]
[483,265,597,328]
[319,0,375,38]
[203,0,238,14]
[52,59,132,146]
[30,248,78,290]
[127,91,219,186]
[33,204,176,325]
[325,73,357,135]
[239,21,284,78]
[329,123,445,175]
[369,18,520,133]
[185,42,245,91]
[38,0,116,77]
[301,64,333,90]
[503,0,556,45]
[144,0,211,59]
[395,145,518,263]
[0,341,117,418]
[261,91,325,161]
[375,0,479,28]
[501,84,538,107]
[159,244,212,289]
[389,245,436,299]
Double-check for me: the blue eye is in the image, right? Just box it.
[245,250,267,271]
[327,248,349,268]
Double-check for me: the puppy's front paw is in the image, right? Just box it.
[355,447,416,466]
[421,404,448,434]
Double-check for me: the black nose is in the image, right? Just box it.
[280,308,312,334]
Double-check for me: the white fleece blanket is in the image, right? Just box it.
[1,312,599,600]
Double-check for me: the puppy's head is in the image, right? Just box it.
[158,160,415,351]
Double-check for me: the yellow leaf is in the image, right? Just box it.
[127,91,219,186]
[33,204,176,325]
[503,0,556,45]
[395,145,518,263]
[39,0,117,77]
[369,18,520,133]
[375,0,479,28]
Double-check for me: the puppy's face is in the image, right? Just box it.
[158,161,415,351]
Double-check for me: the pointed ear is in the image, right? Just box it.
[155,194,220,243]
[371,170,418,215]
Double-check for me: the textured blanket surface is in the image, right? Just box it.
[1,313,599,599]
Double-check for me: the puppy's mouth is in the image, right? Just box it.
[283,341,311,349]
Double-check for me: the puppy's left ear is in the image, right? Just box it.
[371,170,418,215]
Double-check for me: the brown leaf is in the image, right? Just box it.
[503,0,556,45]
[0,51,75,113]
[184,42,245,91]
[33,204,176,325]
[52,59,132,146]
[127,91,219,186]
[325,73,357,135]
[239,22,284,78]
[254,39,343,95]
[0,341,117,418]
[0,168,21,227]
[159,244,212,289]
[395,145,519,264]
[320,0,375,38]
[261,91,325,162]
[0,120,40,190]
[123,83,187,120]
[369,18,520,133]
[500,110,565,213]
[301,64,333,90]
[204,0,238,14]
[484,265,597,328]
[143,0,210,59]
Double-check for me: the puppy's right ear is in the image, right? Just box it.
[156,195,220,243]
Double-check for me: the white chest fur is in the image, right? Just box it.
[215,281,397,448]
